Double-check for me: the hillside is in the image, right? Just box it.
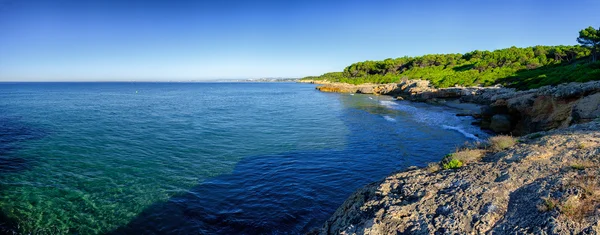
[302,45,600,90]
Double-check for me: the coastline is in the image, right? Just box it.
[310,121,600,234]
[304,79,600,234]
[304,79,600,135]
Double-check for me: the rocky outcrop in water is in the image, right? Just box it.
[314,80,600,135]
[310,121,600,234]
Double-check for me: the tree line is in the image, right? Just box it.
[303,26,600,90]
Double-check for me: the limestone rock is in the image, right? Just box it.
[311,121,600,234]
[315,80,600,135]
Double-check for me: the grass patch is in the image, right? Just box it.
[558,173,600,221]
[569,160,595,170]
[489,135,517,152]
[452,149,485,164]
[537,197,558,212]
[439,149,486,170]
[571,164,586,170]
[427,162,441,173]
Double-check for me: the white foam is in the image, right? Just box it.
[383,115,396,122]
[379,100,488,141]
[442,125,480,140]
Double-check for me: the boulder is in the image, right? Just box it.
[490,114,512,133]
[572,92,600,123]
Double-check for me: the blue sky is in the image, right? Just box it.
[1,0,599,81]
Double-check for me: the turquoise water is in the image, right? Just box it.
[0,82,487,234]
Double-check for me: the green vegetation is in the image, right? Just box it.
[443,159,463,170]
[438,149,485,170]
[577,26,600,62]
[303,27,600,90]
[571,164,586,170]
[537,197,558,212]
[570,160,595,170]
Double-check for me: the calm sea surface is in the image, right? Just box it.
[0,82,488,234]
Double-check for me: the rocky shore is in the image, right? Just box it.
[312,80,600,135]
[306,79,600,234]
[310,121,600,234]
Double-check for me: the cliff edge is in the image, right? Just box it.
[310,121,600,234]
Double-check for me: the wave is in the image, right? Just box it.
[442,125,480,140]
[379,100,487,141]
[382,116,396,122]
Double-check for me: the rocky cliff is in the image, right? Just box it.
[310,121,600,234]
[314,80,600,135]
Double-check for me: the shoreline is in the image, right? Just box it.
[304,79,600,136]
[310,121,600,234]
[305,79,600,234]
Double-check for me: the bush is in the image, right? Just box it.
[427,162,441,173]
[558,173,600,221]
[452,149,485,164]
[443,159,463,170]
[489,135,517,152]
[537,197,558,212]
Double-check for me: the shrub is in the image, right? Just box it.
[427,162,441,173]
[537,197,558,212]
[489,135,517,152]
[559,173,600,221]
[452,149,485,164]
[570,160,596,171]
[443,159,463,170]
[571,164,586,170]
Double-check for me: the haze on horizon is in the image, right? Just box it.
[1,0,599,82]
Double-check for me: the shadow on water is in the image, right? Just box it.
[109,149,389,235]
[0,115,48,233]
[0,116,46,173]
[108,95,472,235]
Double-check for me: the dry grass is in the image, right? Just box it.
[537,197,558,212]
[575,141,598,150]
[427,162,441,173]
[489,135,517,152]
[538,173,600,221]
[559,173,600,221]
[570,160,597,170]
[452,149,485,165]
[526,146,554,161]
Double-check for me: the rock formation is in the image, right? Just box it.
[310,121,600,234]
[313,80,600,135]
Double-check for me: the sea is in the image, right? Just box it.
[0,82,488,234]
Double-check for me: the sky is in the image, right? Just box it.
[0,0,599,81]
